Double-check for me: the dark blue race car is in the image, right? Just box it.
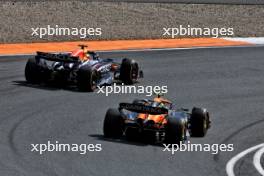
[25,45,143,91]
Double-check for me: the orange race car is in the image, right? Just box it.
[103,95,211,144]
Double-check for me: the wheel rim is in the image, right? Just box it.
[90,72,96,90]
[181,127,186,141]
[131,65,138,81]
[203,119,207,132]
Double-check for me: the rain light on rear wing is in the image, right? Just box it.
[119,103,168,115]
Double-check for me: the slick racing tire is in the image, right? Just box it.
[165,117,187,144]
[25,58,48,83]
[190,107,210,137]
[120,58,139,85]
[77,66,97,92]
[103,108,124,138]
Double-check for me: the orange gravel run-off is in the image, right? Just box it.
[0,38,250,55]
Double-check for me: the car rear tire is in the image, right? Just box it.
[190,107,210,137]
[77,66,97,92]
[165,117,186,144]
[120,58,139,85]
[25,58,44,83]
[103,108,124,138]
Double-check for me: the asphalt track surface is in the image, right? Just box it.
[0,46,264,176]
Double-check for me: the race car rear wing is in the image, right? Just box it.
[119,103,168,115]
[36,51,79,63]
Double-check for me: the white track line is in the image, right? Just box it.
[224,37,264,45]
[226,143,264,176]
[253,146,264,175]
